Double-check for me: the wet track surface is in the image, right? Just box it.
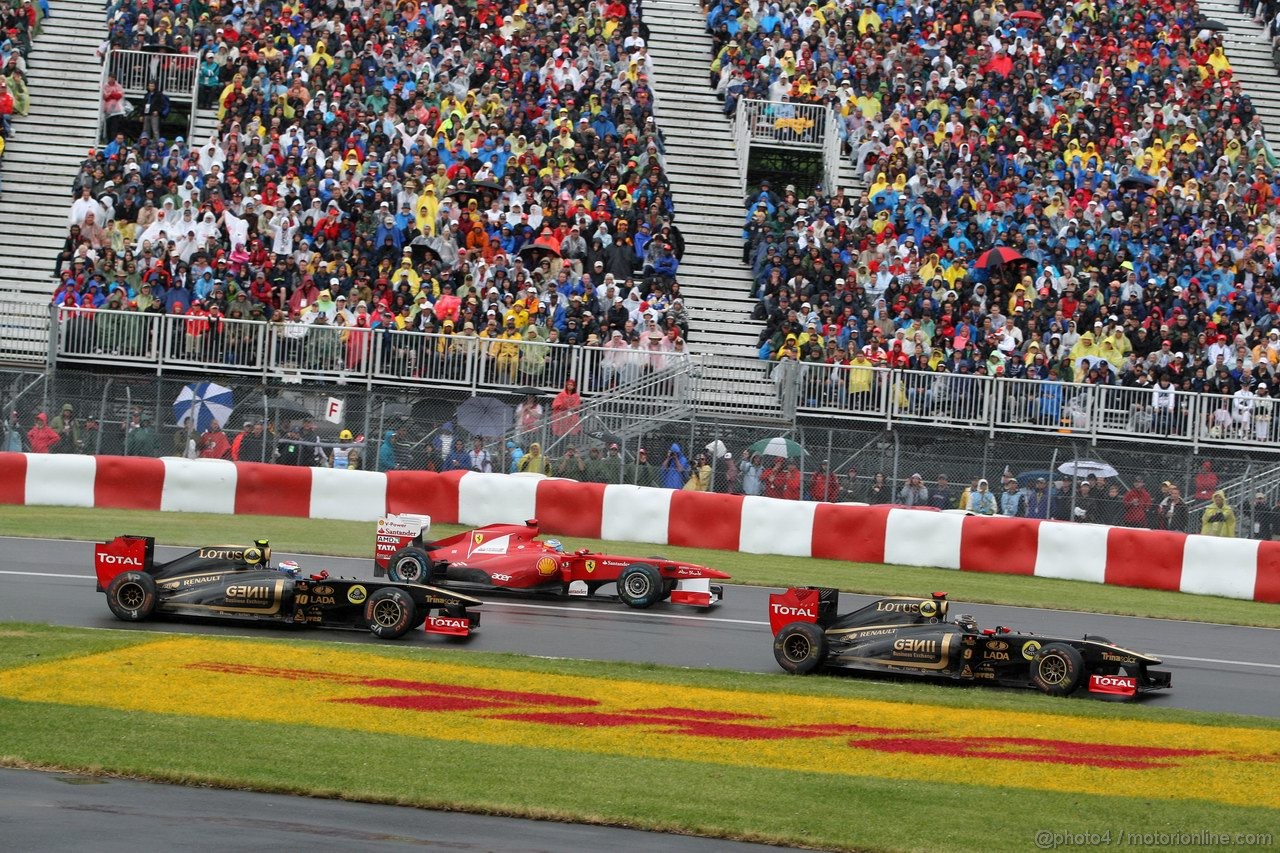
[2,536,1277,718]
[0,767,782,852]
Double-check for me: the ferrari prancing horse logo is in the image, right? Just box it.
[585,560,596,574]
[473,533,484,546]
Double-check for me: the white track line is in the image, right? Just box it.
[0,570,94,580]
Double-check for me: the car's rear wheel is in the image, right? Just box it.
[105,572,157,622]
[364,588,416,639]
[1031,643,1085,697]
[774,622,827,674]
[617,563,663,609]
[386,546,433,584]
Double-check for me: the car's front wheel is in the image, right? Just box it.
[364,588,416,639]
[773,622,827,674]
[386,546,433,584]
[616,563,664,609]
[105,571,157,622]
[1031,643,1086,697]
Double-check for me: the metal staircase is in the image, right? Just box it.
[0,0,107,300]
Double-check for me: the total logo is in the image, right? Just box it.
[771,603,816,619]
[98,555,143,566]
[1088,674,1138,696]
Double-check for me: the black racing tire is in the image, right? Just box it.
[660,579,676,601]
[1031,642,1086,697]
[386,546,433,584]
[364,587,417,639]
[105,571,158,622]
[773,622,827,674]
[617,563,664,609]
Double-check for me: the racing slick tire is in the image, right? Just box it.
[1031,642,1086,697]
[105,571,158,622]
[364,588,417,640]
[774,622,827,674]
[386,546,434,584]
[617,563,664,609]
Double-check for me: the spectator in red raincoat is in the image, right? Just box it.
[1193,461,1218,501]
[550,378,582,437]
[27,413,60,453]
[781,461,803,500]
[1122,477,1153,528]
[198,421,232,459]
[809,462,840,502]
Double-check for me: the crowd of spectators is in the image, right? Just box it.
[51,0,697,385]
[0,0,43,195]
[704,0,1280,441]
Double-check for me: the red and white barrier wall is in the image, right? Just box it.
[1,452,1276,604]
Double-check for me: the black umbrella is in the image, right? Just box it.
[1197,17,1229,31]
[1119,173,1158,190]
[564,172,599,191]
[509,386,547,397]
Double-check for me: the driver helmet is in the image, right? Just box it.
[546,538,565,553]
[278,560,301,577]
[247,538,271,566]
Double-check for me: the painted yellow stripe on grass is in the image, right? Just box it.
[1,637,1275,808]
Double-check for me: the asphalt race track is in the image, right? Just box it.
[0,767,781,852]
[1,536,1278,718]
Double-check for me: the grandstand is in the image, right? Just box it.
[4,0,1280,468]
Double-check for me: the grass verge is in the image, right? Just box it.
[2,505,1278,628]
[0,624,1275,853]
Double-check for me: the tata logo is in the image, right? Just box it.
[771,604,816,618]
[98,554,142,566]
[986,640,1009,652]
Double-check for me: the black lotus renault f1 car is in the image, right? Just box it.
[94,535,481,640]
[768,587,1171,700]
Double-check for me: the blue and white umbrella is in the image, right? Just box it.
[173,382,234,432]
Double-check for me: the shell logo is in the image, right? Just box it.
[536,556,559,577]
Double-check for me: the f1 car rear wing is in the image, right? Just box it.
[373,513,433,570]
[93,535,156,591]
[768,586,840,634]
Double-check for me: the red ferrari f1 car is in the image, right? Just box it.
[372,514,729,609]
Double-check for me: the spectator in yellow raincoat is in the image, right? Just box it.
[1201,491,1236,537]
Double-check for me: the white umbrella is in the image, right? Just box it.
[173,381,234,432]
[1057,460,1118,479]
[705,440,728,457]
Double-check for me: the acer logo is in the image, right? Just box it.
[98,555,142,566]
[771,604,816,618]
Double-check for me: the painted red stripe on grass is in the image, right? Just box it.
[960,516,1040,575]
[1105,527,1184,592]
[233,462,312,517]
[94,456,164,510]
[0,452,26,504]
[668,491,743,550]
[811,504,890,562]
[535,478,605,538]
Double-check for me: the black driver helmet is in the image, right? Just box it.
[245,538,271,566]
